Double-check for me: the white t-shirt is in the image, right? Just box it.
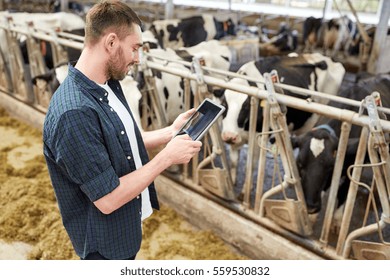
[99,83,153,221]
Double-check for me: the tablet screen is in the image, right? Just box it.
[175,99,225,140]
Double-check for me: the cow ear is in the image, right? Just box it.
[327,133,339,151]
[290,134,302,148]
[212,88,225,98]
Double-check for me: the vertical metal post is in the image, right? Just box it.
[165,0,174,19]
[322,0,332,20]
[368,0,390,74]
[183,78,191,180]
[61,0,69,12]
[254,99,270,214]
[243,96,259,208]
[334,126,368,253]
[320,121,352,245]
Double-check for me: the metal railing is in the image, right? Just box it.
[0,16,389,259]
[140,50,390,260]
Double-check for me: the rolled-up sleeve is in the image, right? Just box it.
[52,107,119,202]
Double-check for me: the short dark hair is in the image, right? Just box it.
[85,0,142,46]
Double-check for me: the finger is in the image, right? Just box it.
[184,108,196,117]
[176,134,192,140]
[194,140,202,146]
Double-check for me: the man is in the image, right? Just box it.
[43,0,202,260]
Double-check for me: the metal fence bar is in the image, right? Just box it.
[144,52,390,116]
[145,59,390,132]
[0,23,83,50]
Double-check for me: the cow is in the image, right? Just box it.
[347,26,390,60]
[291,73,390,216]
[259,22,298,56]
[139,40,232,124]
[31,64,143,129]
[322,16,357,58]
[53,0,92,17]
[302,16,323,53]
[219,53,345,184]
[0,11,85,69]
[142,30,161,49]
[149,14,236,49]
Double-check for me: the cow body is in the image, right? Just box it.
[0,11,85,69]
[150,14,235,49]
[220,53,345,184]
[0,11,85,31]
[221,53,345,145]
[293,74,390,214]
[140,40,232,124]
[260,22,298,56]
[32,64,143,129]
[323,16,357,58]
[302,16,323,53]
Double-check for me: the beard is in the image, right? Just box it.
[106,46,131,81]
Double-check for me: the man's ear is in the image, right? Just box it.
[105,33,117,51]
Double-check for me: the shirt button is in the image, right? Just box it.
[104,92,108,96]
[137,196,140,199]
[139,211,142,215]
[121,131,125,135]
[127,156,131,160]
[110,108,114,112]
[99,98,103,101]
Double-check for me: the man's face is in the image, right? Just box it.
[106,25,142,80]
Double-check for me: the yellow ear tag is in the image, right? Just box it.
[260,99,266,107]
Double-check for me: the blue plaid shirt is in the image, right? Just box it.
[43,64,159,260]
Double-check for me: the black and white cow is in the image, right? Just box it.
[302,16,323,53]
[323,16,357,58]
[31,64,143,129]
[221,53,345,145]
[149,14,236,49]
[0,11,85,69]
[139,40,232,124]
[292,74,390,214]
[219,53,345,183]
[142,30,161,49]
[259,22,298,56]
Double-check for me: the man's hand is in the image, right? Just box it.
[163,134,202,166]
[170,108,196,137]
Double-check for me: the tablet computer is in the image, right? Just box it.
[174,98,225,141]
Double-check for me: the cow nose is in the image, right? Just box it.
[221,132,238,144]
[306,202,321,214]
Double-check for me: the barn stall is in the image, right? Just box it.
[0,0,390,260]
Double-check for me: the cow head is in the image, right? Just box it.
[272,22,298,53]
[221,86,249,145]
[292,126,338,214]
[219,62,264,146]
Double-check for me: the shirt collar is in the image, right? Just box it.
[68,63,112,103]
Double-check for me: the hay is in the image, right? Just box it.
[0,106,248,260]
